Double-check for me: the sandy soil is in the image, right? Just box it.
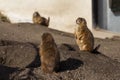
[0,22,120,80]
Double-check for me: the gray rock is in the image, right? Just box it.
[0,40,40,68]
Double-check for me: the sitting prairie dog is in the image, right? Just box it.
[32,11,50,27]
[40,33,60,73]
[74,17,94,52]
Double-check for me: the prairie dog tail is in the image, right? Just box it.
[92,44,101,53]
[47,17,50,26]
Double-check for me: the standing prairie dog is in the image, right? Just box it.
[74,17,94,52]
[32,11,50,27]
[40,33,60,73]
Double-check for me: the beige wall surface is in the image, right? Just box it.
[0,0,92,33]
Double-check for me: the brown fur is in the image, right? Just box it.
[74,17,94,52]
[32,11,50,26]
[40,33,60,73]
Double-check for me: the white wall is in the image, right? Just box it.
[0,0,92,33]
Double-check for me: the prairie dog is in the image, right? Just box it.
[32,11,50,26]
[74,17,94,52]
[40,33,60,73]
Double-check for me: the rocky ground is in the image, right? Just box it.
[0,22,120,80]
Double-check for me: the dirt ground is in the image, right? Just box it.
[0,22,120,80]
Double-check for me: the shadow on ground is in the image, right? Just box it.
[60,58,83,72]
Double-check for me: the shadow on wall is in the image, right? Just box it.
[112,12,120,16]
